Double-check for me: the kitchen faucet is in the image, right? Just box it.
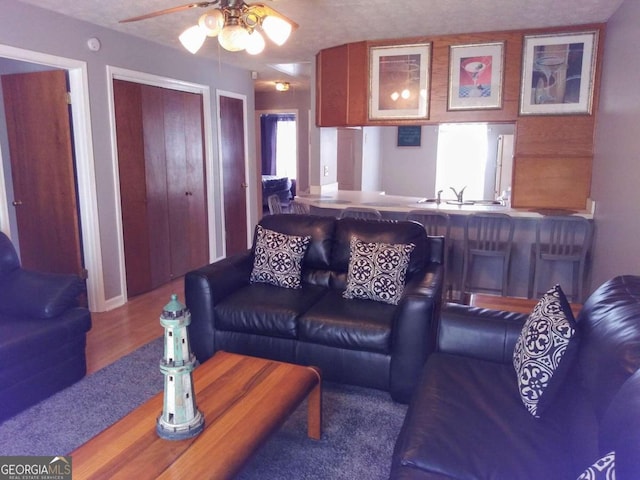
[450,186,466,203]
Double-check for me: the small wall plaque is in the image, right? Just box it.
[397,126,422,147]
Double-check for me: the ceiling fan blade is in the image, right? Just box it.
[247,3,299,30]
[119,1,219,23]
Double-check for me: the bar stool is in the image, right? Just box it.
[528,215,593,303]
[406,210,453,299]
[461,213,514,298]
[405,210,451,237]
[338,207,383,220]
[290,200,310,214]
[267,194,284,215]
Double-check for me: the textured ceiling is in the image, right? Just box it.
[18,0,625,92]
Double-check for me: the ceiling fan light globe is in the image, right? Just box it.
[245,31,265,55]
[262,16,292,46]
[179,25,206,54]
[198,10,224,37]
[218,24,249,52]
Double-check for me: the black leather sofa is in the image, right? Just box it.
[391,275,640,479]
[185,214,444,403]
[0,233,91,423]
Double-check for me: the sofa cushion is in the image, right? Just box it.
[343,237,414,305]
[331,218,427,282]
[393,353,584,479]
[215,283,327,339]
[250,225,310,289]
[576,452,615,480]
[298,290,396,354]
[258,214,336,276]
[513,284,578,418]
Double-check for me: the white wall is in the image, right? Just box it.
[590,0,640,290]
[380,125,439,197]
[0,0,255,308]
[319,128,338,188]
[361,127,383,191]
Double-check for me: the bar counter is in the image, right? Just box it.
[295,190,594,300]
[294,190,593,219]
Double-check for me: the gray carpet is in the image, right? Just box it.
[0,338,407,479]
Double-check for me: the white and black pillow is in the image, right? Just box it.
[343,237,415,305]
[576,452,615,480]
[513,284,579,418]
[250,225,311,289]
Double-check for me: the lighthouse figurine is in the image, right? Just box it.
[156,294,204,440]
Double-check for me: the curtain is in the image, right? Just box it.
[260,114,296,176]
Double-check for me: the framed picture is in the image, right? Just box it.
[397,126,422,147]
[369,43,430,120]
[448,42,504,110]
[520,31,598,115]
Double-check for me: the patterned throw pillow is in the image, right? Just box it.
[343,237,415,305]
[250,225,311,289]
[576,452,616,480]
[513,284,578,418]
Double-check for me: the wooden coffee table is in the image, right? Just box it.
[70,351,322,479]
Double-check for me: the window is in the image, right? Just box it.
[260,113,297,179]
[275,117,297,178]
[435,123,489,200]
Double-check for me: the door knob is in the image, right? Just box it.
[12,200,23,206]
[241,183,248,189]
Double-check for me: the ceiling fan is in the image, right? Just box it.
[120,0,299,55]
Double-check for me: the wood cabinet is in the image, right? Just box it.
[314,24,605,211]
[114,80,208,296]
[316,42,367,126]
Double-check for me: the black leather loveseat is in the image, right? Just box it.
[391,275,640,479]
[185,214,444,403]
[0,232,91,422]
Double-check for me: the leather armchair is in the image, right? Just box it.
[0,232,91,422]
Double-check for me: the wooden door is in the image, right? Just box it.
[114,80,207,296]
[164,88,208,277]
[1,70,83,275]
[337,128,361,190]
[219,95,248,256]
[114,80,170,295]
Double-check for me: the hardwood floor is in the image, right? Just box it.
[85,277,184,374]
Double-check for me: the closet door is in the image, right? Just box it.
[114,79,155,296]
[114,80,207,296]
[141,85,172,288]
[163,88,208,278]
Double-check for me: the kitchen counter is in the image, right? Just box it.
[294,190,593,219]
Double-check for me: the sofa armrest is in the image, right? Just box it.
[0,269,85,319]
[436,303,528,364]
[389,262,444,403]
[185,251,253,362]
